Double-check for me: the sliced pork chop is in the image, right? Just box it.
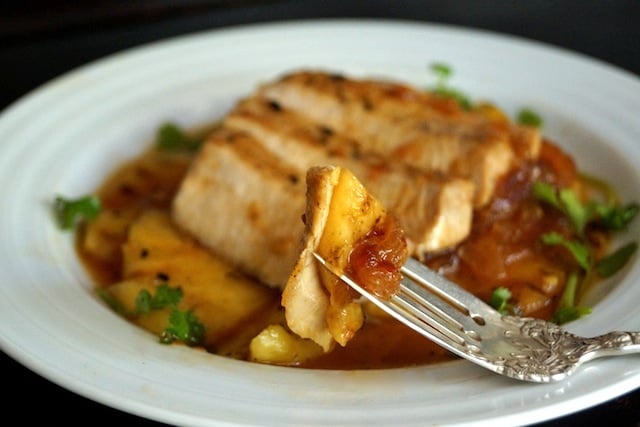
[172,70,532,293]
[172,129,306,289]
[225,96,475,253]
[258,70,540,206]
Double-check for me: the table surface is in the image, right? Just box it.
[1,1,639,425]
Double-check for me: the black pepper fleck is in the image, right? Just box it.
[267,100,283,112]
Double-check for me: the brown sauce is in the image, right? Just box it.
[77,137,607,370]
[300,312,453,369]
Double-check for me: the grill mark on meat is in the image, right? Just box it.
[224,96,475,255]
[259,70,541,206]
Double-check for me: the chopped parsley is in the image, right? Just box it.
[428,62,473,110]
[551,272,592,324]
[134,283,205,346]
[490,181,637,324]
[489,287,515,315]
[53,194,101,230]
[594,202,639,231]
[517,108,543,127]
[161,309,206,346]
[430,62,453,80]
[135,283,182,313]
[552,306,593,325]
[541,232,591,270]
[595,242,638,278]
[155,122,203,152]
[533,181,638,323]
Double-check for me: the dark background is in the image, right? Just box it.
[1,1,639,425]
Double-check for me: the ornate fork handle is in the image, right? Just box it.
[492,317,640,382]
[523,318,640,357]
[578,330,640,357]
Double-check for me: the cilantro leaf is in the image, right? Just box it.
[430,62,452,82]
[428,62,472,110]
[533,181,638,235]
[156,122,203,152]
[595,241,638,278]
[161,308,205,346]
[541,232,591,270]
[431,86,473,110]
[54,194,101,230]
[531,181,562,210]
[534,178,637,324]
[489,287,513,315]
[135,283,182,314]
[150,283,183,308]
[558,188,590,234]
[552,306,592,325]
[134,289,153,314]
[551,271,592,325]
[517,108,543,127]
[534,180,637,279]
[533,182,590,235]
[132,283,205,347]
[593,202,639,230]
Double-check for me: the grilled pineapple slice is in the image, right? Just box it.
[282,166,398,351]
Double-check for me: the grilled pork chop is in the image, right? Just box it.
[173,123,472,289]
[224,96,475,254]
[172,69,535,292]
[258,70,541,206]
[172,129,307,288]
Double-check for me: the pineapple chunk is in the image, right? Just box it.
[249,324,323,365]
[106,278,173,336]
[282,166,390,350]
[105,210,279,349]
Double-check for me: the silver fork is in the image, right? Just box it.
[313,253,640,383]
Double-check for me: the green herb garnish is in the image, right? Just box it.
[134,283,205,346]
[533,180,638,323]
[430,62,453,81]
[532,182,588,234]
[517,108,543,127]
[53,194,101,230]
[541,232,591,270]
[595,242,638,278]
[592,202,639,231]
[161,309,206,346]
[135,283,183,313]
[155,122,203,152]
[552,306,592,325]
[533,182,639,235]
[429,62,472,110]
[489,287,514,315]
[551,272,592,324]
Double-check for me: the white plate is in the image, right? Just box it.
[0,19,638,427]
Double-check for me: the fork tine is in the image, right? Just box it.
[312,252,483,356]
[344,269,474,355]
[402,257,500,321]
[388,293,472,352]
[393,285,470,347]
[396,276,483,343]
